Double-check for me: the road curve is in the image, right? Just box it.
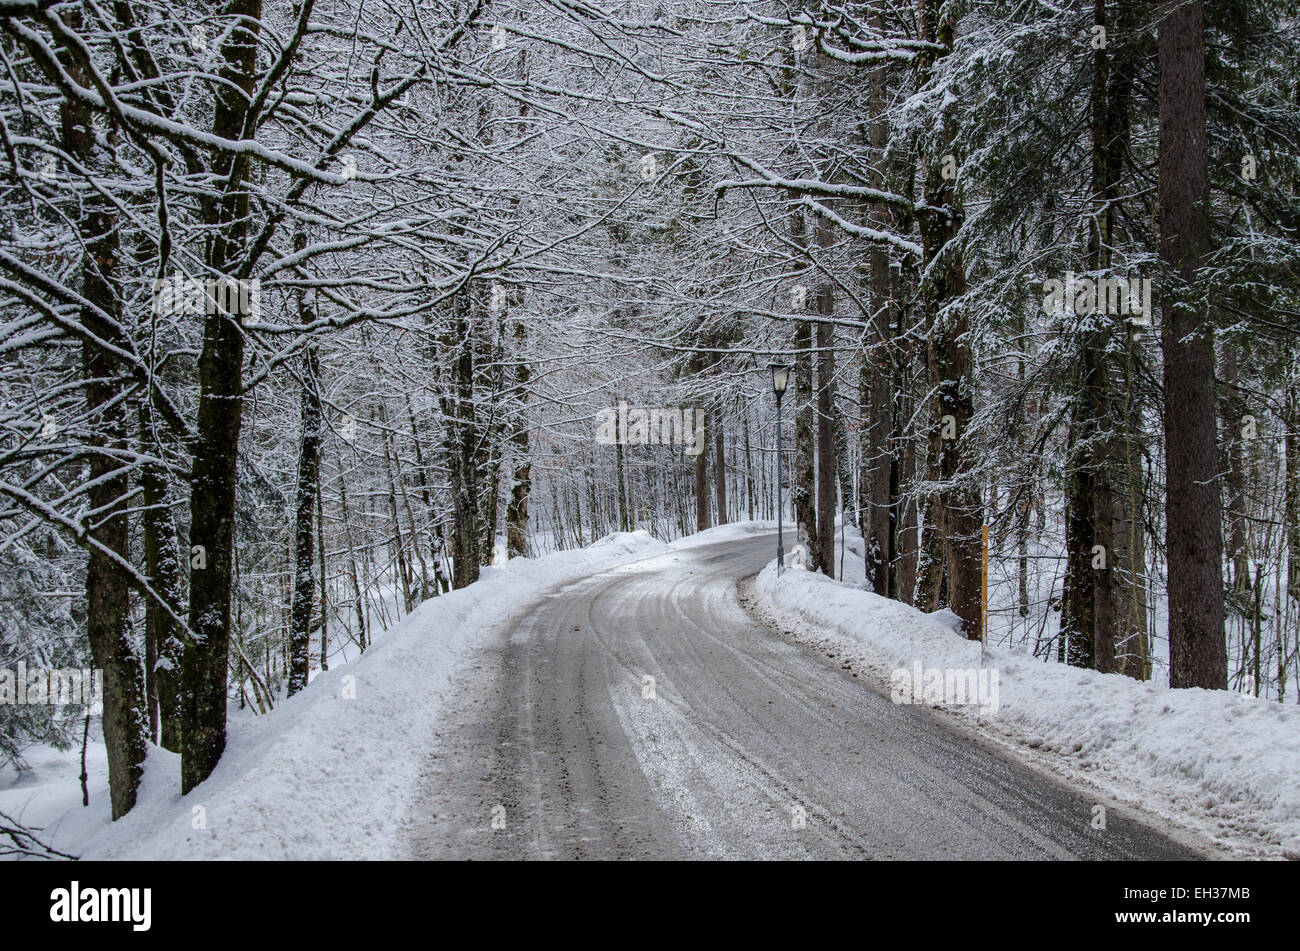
[402,533,1200,860]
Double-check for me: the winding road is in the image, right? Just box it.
[402,533,1199,860]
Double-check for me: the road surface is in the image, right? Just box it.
[403,533,1200,860]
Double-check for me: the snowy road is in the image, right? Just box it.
[403,534,1200,860]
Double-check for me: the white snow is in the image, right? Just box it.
[29,530,669,860]
[17,519,1298,861]
[753,538,1300,860]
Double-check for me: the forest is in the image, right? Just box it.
[0,0,1297,831]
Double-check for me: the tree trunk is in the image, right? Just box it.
[1119,303,1151,680]
[506,313,531,557]
[182,0,264,794]
[916,0,982,639]
[288,345,322,696]
[616,429,631,532]
[1159,0,1226,689]
[139,430,184,753]
[379,406,413,613]
[61,19,147,814]
[815,310,836,576]
[317,471,328,671]
[1285,371,1300,604]
[864,38,894,596]
[1062,451,1097,667]
[788,199,816,556]
[743,410,756,521]
[895,279,920,605]
[444,290,481,588]
[477,311,504,562]
[713,418,728,526]
[1220,342,1250,591]
[694,413,711,532]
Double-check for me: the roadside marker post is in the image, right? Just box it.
[981,524,989,665]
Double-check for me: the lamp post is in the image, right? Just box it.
[770,363,790,572]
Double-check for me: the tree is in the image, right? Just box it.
[915,0,983,639]
[1158,0,1227,689]
[58,5,148,818]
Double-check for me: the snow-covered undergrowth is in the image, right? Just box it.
[36,531,670,860]
[754,558,1300,860]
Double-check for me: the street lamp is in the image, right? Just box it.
[770,363,791,573]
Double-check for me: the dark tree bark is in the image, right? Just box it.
[316,473,328,670]
[288,224,322,695]
[787,199,816,556]
[288,345,322,696]
[916,495,944,611]
[815,309,837,576]
[616,429,631,532]
[864,283,893,595]
[477,311,505,561]
[713,418,728,525]
[863,36,894,596]
[916,0,982,639]
[896,409,920,605]
[894,267,921,606]
[139,429,184,753]
[743,410,756,521]
[378,404,413,613]
[694,412,711,532]
[1219,342,1250,591]
[1064,0,1130,674]
[443,290,482,589]
[1284,376,1294,605]
[1062,455,1098,667]
[811,192,837,576]
[506,313,531,558]
[794,319,816,557]
[505,61,533,558]
[59,10,148,816]
[1061,27,1108,665]
[183,0,264,793]
[1287,375,1300,606]
[1158,0,1227,689]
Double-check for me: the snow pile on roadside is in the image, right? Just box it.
[49,530,669,861]
[755,561,1300,859]
[671,520,778,548]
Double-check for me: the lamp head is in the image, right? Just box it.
[769,363,790,396]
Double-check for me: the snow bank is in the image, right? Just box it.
[670,519,778,548]
[47,530,669,860]
[755,561,1300,859]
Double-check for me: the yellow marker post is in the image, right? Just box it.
[981,524,989,656]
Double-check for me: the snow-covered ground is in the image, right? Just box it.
[751,524,1300,860]
[1,740,106,857]
[9,519,1295,860]
[12,530,672,860]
